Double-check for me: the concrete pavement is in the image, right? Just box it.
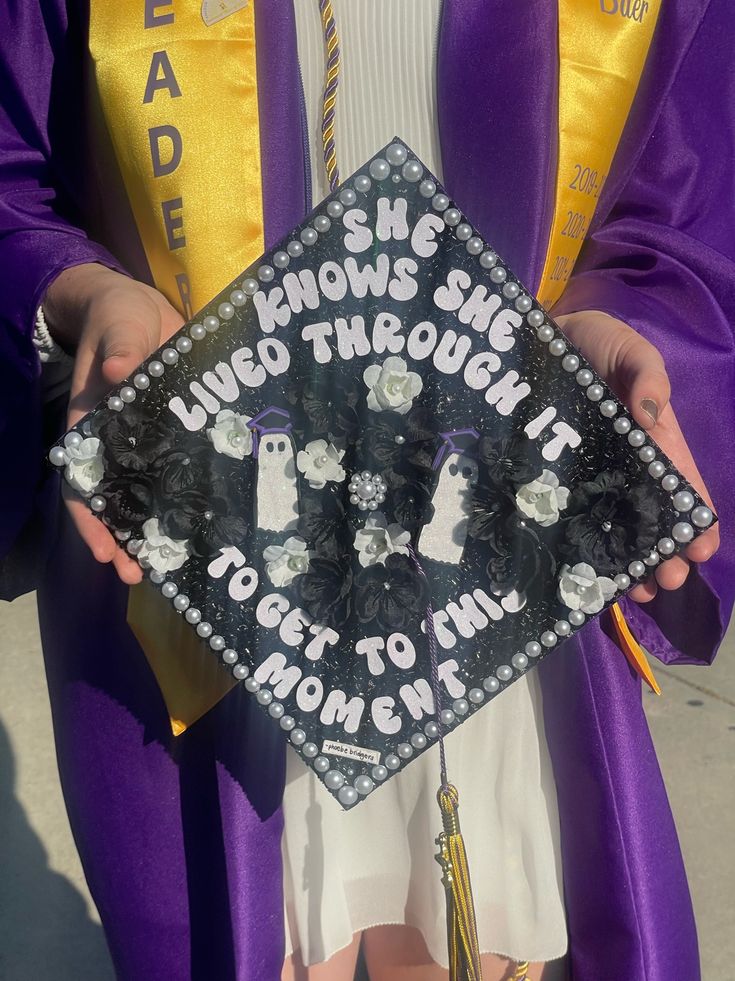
[0,591,732,980]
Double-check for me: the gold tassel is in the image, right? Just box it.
[435,784,483,981]
[510,963,531,981]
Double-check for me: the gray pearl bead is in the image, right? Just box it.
[515,295,533,313]
[600,399,618,418]
[541,630,557,648]
[314,757,330,773]
[257,266,275,285]
[526,309,544,327]
[480,251,499,270]
[452,698,469,716]
[657,538,675,556]
[502,281,520,299]
[385,754,401,770]
[466,236,484,255]
[48,446,68,467]
[661,474,679,492]
[161,582,178,599]
[230,288,247,305]
[455,223,473,241]
[644,550,660,567]
[638,445,656,463]
[107,396,124,411]
[672,522,694,544]
[483,676,500,693]
[511,652,529,670]
[324,769,344,789]
[272,250,290,269]
[280,715,295,731]
[64,431,82,449]
[368,159,389,181]
[419,179,437,197]
[554,620,571,637]
[233,664,249,680]
[268,701,285,719]
[536,325,555,342]
[196,621,212,638]
[120,386,137,403]
[148,361,165,380]
[614,417,632,435]
[496,664,513,682]
[525,641,542,658]
[586,384,604,402]
[691,506,713,528]
[562,354,580,373]
[402,160,423,182]
[576,369,593,386]
[185,608,201,624]
[313,215,331,233]
[256,689,273,705]
[410,732,427,749]
[339,187,357,206]
[444,208,461,227]
[628,430,646,447]
[175,337,192,354]
[114,528,131,541]
[673,491,694,512]
[190,323,207,341]
[489,266,507,283]
[550,339,567,357]
[287,240,304,257]
[301,740,317,756]
[209,634,225,651]
[148,571,165,585]
[397,742,413,758]
[162,348,179,365]
[614,573,631,590]
[222,649,238,664]
[133,373,150,391]
[242,277,259,295]
[432,193,449,211]
[290,728,306,746]
[217,301,234,320]
[338,786,358,807]
[90,496,106,512]
[173,594,190,611]
[628,560,646,578]
[300,227,318,246]
[126,539,142,556]
[326,201,344,220]
[568,610,586,626]
[424,721,439,738]
[355,774,375,795]
[648,461,666,478]
[468,688,485,704]
[440,709,456,725]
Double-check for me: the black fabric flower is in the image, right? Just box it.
[354,553,429,632]
[160,491,247,556]
[297,487,347,556]
[390,477,435,532]
[295,556,353,629]
[154,441,222,499]
[357,406,437,474]
[477,433,542,486]
[466,478,519,544]
[483,521,557,605]
[289,372,361,443]
[561,470,661,575]
[102,473,155,528]
[94,405,176,472]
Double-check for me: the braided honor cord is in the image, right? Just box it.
[318,0,341,190]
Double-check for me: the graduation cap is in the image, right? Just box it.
[52,140,715,806]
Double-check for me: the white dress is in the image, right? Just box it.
[283,1,568,968]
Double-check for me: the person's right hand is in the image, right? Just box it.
[45,263,185,583]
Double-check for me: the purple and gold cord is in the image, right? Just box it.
[319,0,341,190]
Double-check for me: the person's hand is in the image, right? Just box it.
[555,309,719,604]
[45,263,185,583]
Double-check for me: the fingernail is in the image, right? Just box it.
[640,398,659,427]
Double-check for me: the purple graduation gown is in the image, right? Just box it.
[1,1,733,978]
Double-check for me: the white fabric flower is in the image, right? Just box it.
[558,562,617,615]
[207,409,253,460]
[65,437,104,495]
[263,536,312,587]
[354,512,411,567]
[515,469,570,527]
[363,356,423,414]
[296,439,346,488]
[133,518,190,574]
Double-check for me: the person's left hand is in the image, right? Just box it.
[555,309,719,604]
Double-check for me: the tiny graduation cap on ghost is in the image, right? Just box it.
[51,139,715,808]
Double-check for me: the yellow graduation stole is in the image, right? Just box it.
[88,0,662,734]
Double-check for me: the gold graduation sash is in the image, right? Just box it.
[89,0,661,733]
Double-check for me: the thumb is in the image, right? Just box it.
[99,317,161,386]
[616,334,671,432]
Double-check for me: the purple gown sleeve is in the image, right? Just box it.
[554,0,735,667]
[0,1,125,563]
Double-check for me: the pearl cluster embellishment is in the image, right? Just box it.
[348,470,387,511]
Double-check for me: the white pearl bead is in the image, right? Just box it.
[638,445,656,463]
[48,446,68,467]
[190,323,207,341]
[455,223,473,241]
[586,384,604,402]
[466,236,484,255]
[196,622,212,638]
[614,573,631,590]
[209,635,225,651]
[339,187,357,206]
[338,786,358,807]
[502,281,520,299]
[569,610,586,626]
[287,240,304,257]
[489,266,507,283]
[554,620,571,636]
[444,208,461,226]
[368,158,389,180]
[217,302,235,320]
[672,522,694,544]
[162,348,179,365]
[483,676,500,692]
[385,754,401,771]
[440,709,456,725]
[644,550,660,567]
[550,339,567,357]
[120,386,136,403]
[107,396,124,411]
[541,631,557,648]
[290,728,306,746]
[614,417,632,434]
[468,688,485,704]
[536,325,555,342]
[355,774,375,795]
[691,506,713,528]
[525,641,542,658]
[452,698,469,716]
[526,309,544,327]
[242,277,259,294]
[256,689,273,706]
[657,538,675,556]
[161,582,178,599]
[313,215,331,233]
[576,369,593,386]
[90,495,106,512]
[419,179,436,197]
[256,266,274,284]
[173,594,190,611]
[222,649,238,664]
[673,491,694,512]
[300,227,317,246]
[432,193,449,211]
[661,474,679,492]
[627,429,646,447]
[64,432,82,449]
[648,461,665,478]
[511,652,529,670]
[402,160,423,182]
[233,664,248,680]
[185,608,201,624]
[515,295,533,313]
[628,560,646,578]
[496,664,513,682]
[600,399,617,417]
[280,715,295,730]
[410,732,427,749]
[314,756,330,773]
[562,354,580,373]
[176,337,192,354]
[230,289,247,305]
